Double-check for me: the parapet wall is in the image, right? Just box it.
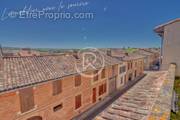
[147,64,176,120]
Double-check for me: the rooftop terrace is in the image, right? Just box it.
[95,64,176,120]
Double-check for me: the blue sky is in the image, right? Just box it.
[0,0,180,48]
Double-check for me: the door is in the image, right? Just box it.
[135,70,137,78]
[128,73,133,81]
[92,88,96,103]
[109,76,116,95]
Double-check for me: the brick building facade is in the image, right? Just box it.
[0,51,122,120]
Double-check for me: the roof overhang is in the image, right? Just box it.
[154,18,180,38]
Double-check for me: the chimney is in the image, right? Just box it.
[22,48,31,54]
[125,52,129,56]
[73,50,79,59]
[107,49,112,56]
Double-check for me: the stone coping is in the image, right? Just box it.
[147,64,176,120]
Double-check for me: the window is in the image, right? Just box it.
[119,66,126,74]
[53,103,63,112]
[135,70,137,78]
[124,66,126,72]
[135,62,137,67]
[120,67,122,74]
[75,94,82,109]
[53,80,62,96]
[112,65,116,76]
[93,70,99,81]
[19,87,35,113]
[128,63,131,70]
[99,83,106,96]
[131,62,133,68]
[101,69,106,79]
[75,75,81,87]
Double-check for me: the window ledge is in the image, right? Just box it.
[17,105,38,116]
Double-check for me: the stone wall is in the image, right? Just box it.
[147,64,176,120]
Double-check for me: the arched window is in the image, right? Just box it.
[27,116,42,120]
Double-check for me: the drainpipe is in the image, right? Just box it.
[161,37,163,58]
[160,37,163,68]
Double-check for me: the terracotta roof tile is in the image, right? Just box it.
[0,51,121,92]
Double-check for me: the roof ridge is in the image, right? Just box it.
[2,54,68,59]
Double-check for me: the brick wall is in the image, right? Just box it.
[0,67,110,120]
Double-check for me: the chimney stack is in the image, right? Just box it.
[107,49,112,56]
[125,52,129,56]
[73,50,79,59]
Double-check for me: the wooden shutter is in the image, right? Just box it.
[99,85,104,96]
[103,83,107,93]
[101,69,106,79]
[93,70,98,81]
[92,88,96,103]
[104,83,107,93]
[75,94,82,109]
[19,87,35,113]
[75,75,81,87]
[98,86,101,96]
[53,80,62,95]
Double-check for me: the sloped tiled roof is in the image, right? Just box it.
[134,49,154,57]
[109,49,145,61]
[144,48,160,55]
[0,55,76,92]
[154,18,180,37]
[0,51,121,92]
[112,53,144,61]
[122,53,145,61]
